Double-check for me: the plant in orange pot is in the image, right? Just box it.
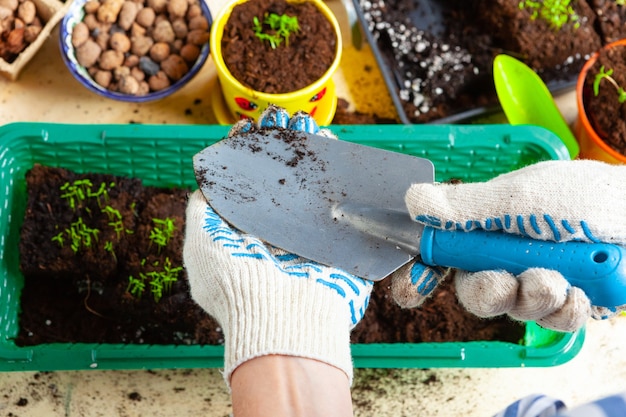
[575,39,626,164]
[209,0,341,125]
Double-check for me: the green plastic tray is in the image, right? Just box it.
[0,122,583,372]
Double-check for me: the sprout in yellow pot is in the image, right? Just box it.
[210,0,342,125]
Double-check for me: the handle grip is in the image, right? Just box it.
[419,227,626,309]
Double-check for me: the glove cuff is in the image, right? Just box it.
[218,268,354,387]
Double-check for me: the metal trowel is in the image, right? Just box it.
[193,129,626,309]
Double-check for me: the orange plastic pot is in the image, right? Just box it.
[574,39,626,164]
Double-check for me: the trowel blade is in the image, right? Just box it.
[193,129,434,280]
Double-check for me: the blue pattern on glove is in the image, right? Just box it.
[414,214,599,243]
[543,215,559,240]
[258,106,290,129]
[288,111,321,134]
[203,206,371,325]
[217,105,372,325]
[409,262,439,298]
[236,105,320,135]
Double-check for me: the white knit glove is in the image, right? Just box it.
[391,160,626,332]
[183,106,372,386]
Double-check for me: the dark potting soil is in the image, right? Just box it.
[591,0,626,43]
[582,43,626,156]
[221,0,337,94]
[357,0,608,123]
[17,164,222,346]
[17,164,524,347]
[351,275,524,344]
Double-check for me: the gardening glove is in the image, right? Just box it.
[492,392,626,417]
[391,159,626,332]
[183,105,372,387]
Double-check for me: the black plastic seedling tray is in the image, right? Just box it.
[352,0,579,124]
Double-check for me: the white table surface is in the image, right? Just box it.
[1,0,624,415]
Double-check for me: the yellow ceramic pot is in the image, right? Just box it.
[574,39,626,164]
[210,0,341,125]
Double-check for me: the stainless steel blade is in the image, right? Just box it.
[193,129,434,280]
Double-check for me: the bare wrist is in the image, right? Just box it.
[231,355,353,417]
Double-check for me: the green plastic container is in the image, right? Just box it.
[0,122,583,372]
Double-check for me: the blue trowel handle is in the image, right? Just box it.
[420,227,626,309]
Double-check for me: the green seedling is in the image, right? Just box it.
[253,13,299,49]
[126,217,181,302]
[60,179,114,210]
[60,179,93,210]
[127,275,146,299]
[87,181,114,207]
[53,182,129,254]
[52,231,65,248]
[148,258,182,302]
[149,217,176,252]
[593,65,626,103]
[54,180,181,303]
[127,257,182,302]
[64,217,100,253]
[53,175,184,303]
[104,240,117,261]
[519,0,580,31]
[102,205,132,239]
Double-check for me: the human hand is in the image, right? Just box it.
[183,106,373,386]
[391,160,626,332]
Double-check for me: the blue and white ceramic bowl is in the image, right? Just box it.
[59,0,212,102]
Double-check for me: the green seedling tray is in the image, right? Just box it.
[0,122,583,371]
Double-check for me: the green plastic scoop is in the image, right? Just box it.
[493,54,579,159]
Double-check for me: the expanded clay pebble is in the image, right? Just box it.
[73,0,210,96]
[0,0,44,63]
[0,0,18,11]
[109,31,130,52]
[17,0,35,24]
[71,21,89,46]
[167,0,186,18]
[135,7,155,27]
[97,0,124,23]
[179,43,199,62]
[160,53,187,80]
[117,1,138,30]
[23,24,40,42]
[76,39,102,67]
[149,41,169,61]
[152,20,175,43]
[148,70,170,90]
[99,49,124,70]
